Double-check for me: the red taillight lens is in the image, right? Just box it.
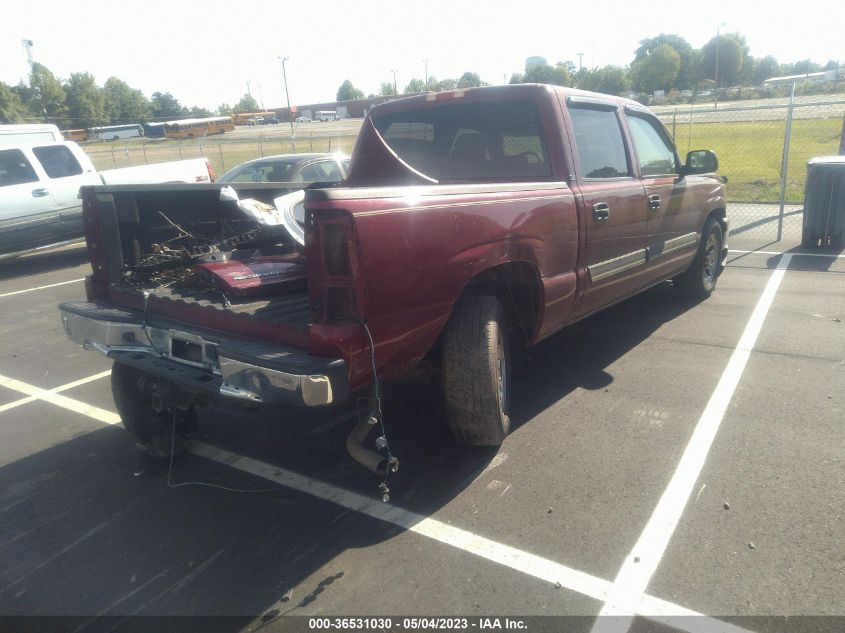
[82,195,107,299]
[323,223,350,276]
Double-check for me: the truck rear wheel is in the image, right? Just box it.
[674,218,724,299]
[442,295,511,446]
[111,362,195,460]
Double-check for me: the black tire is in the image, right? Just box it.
[111,362,194,460]
[442,295,511,446]
[674,218,724,299]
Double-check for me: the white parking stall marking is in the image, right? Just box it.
[0,368,756,633]
[592,254,793,633]
[729,249,845,259]
[0,278,84,299]
[0,372,119,424]
[190,442,754,633]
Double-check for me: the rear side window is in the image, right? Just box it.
[32,145,83,179]
[568,107,630,179]
[0,149,39,187]
[372,100,552,182]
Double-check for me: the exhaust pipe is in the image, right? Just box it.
[346,415,387,476]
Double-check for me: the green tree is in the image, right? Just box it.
[436,78,457,91]
[336,80,364,101]
[522,63,570,86]
[404,78,426,93]
[64,72,105,129]
[699,33,745,87]
[791,59,822,75]
[457,72,482,88]
[509,73,525,84]
[379,81,397,96]
[27,63,67,126]
[103,77,151,124]
[635,34,694,89]
[631,44,680,93]
[216,103,233,115]
[753,55,780,85]
[233,94,259,113]
[151,91,187,118]
[0,82,31,123]
[189,106,212,117]
[576,65,631,95]
[425,76,440,92]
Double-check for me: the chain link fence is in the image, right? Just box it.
[81,98,845,248]
[655,98,845,246]
[83,133,358,178]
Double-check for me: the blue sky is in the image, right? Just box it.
[1,0,841,110]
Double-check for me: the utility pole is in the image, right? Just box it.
[391,69,398,94]
[423,58,429,87]
[258,84,265,111]
[22,39,35,67]
[577,52,584,71]
[246,80,252,100]
[278,56,294,136]
[714,21,726,108]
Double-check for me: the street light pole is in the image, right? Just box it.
[423,58,429,87]
[278,56,293,137]
[391,69,398,94]
[714,21,726,108]
[246,80,252,100]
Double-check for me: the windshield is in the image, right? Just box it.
[218,159,300,183]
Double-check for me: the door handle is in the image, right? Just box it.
[648,194,661,210]
[592,202,610,222]
[31,188,50,198]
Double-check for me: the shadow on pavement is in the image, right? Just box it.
[0,245,89,282]
[0,281,703,630]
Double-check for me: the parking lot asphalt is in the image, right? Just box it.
[0,242,842,633]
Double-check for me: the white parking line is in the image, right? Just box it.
[592,254,793,633]
[0,372,119,424]
[0,370,112,415]
[0,278,84,299]
[730,249,845,259]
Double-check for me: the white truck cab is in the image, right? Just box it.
[0,137,214,258]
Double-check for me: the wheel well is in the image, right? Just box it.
[460,262,541,341]
[708,208,727,234]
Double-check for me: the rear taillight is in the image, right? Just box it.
[323,223,350,276]
[205,159,216,183]
[305,209,362,323]
[82,195,108,300]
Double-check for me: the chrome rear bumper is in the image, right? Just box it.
[59,302,346,407]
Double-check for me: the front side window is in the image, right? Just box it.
[568,107,630,179]
[0,149,39,187]
[32,145,83,179]
[372,100,552,182]
[627,114,678,177]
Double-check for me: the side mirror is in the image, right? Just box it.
[683,150,719,175]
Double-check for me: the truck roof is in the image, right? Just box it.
[367,83,643,117]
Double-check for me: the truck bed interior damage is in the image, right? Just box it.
[104,185,311,332]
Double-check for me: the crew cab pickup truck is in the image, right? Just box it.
[0,140,214,258]
[59,85,727,471]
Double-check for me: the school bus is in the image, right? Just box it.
[231,112,277,126]
[61,129,89,142]
[163,116,235,139]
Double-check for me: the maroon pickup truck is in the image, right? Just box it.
[60,84,727,472]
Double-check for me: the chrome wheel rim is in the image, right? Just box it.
[703,232,719,287]
[496,330,508,417]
